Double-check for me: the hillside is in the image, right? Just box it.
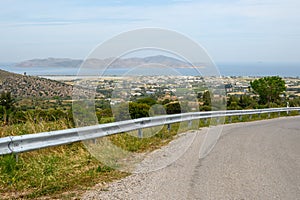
[0,69,73,98]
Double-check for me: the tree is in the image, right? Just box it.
[136,97,157,106]
[238,95,258,109]
[165,102,181,114]
[202,91,211,106]
[129,102,150,119]
[113,102,150,121]
[0,91,15,124]
[161,99,170,105]
[0,91,14,110]
[227,95,241,110]
[250,76,286,107]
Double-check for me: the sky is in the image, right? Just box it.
[0,0,300,63]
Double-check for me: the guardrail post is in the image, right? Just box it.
[249,115,252,120]
[204,118,208,125]
[188,120,192,128]
[228,116,232,123]
[8,136,19,161]
[15,153,19,162]
[258,113,261,118]
[268,113,271,118]
[167,124,171,133]
[138,129,143,138]
[239,115,242,121]
[278,111,280,117]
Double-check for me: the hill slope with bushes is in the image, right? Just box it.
[0,69,72,99]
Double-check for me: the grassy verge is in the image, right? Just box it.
[0,143,128,199]
[0,120,192,199]
[0,119,73,138]
[0,111,299,199]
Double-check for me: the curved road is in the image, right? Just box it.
[83,116,300,199]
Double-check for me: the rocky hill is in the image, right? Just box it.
[0,69,73,99]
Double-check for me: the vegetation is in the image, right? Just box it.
[1,107,298,199]
[0,113,198,198]
[227,95,259,110]
[289,97,300,107]
[250,76,286,106]
[0,75,299,198]
[202,90,211,107]
[0,142,128,199]
[0,92,15,125]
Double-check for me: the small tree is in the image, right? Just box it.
[202,91,211,106]
[238,95,258,109]
[250,76,286,107]
[0,91,14,110]
[113,102,150,121]
[0,91,15,124]
[227,95,241,110]
[165,102,181,114]
[129,102,150,119]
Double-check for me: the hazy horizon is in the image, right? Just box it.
[1,60,299,78]
[1,0,300,64]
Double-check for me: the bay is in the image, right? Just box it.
[0,62,299,77]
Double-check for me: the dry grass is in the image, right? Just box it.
[0,142,128,199]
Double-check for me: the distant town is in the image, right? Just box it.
[0,68,299,129]
[44,75,300,102]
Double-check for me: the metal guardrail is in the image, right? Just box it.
[0,107,299,156]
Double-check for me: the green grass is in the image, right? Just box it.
[0,143,128,199]
[0,110,299,199]
[110,123,189,153]
[99,117,114,124]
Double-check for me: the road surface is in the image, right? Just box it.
[83,116,300,199]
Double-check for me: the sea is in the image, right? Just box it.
[0,62,299,78]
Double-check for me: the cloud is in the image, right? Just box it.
[2,18,148,27]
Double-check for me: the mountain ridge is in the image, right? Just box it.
[13,55,192,69]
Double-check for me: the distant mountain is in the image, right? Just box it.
[14,58,82,68]
[0,69,74,98]
[14,55,190,69]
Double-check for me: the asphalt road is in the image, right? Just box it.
[83,116,300,199]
